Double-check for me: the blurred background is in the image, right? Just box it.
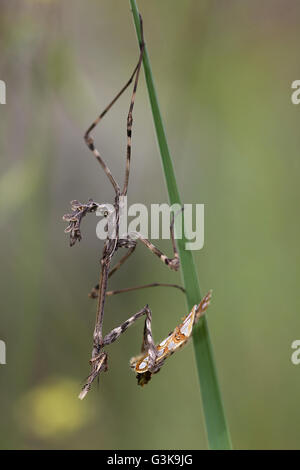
[0,0,300,450]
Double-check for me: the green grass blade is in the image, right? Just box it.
[129,0,232,450]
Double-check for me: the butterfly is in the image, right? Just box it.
[130,290,212,385]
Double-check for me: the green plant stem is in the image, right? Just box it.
[129,0,232,450]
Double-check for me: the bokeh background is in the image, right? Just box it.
[0,0,300,450]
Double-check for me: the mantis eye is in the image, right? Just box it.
[103,210,109,217]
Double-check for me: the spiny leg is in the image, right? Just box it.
[105,283,185,296]
[132,209,182,271]
[84,127,120,194]
[90,282,185,300]
[84,16,144,195]
[136,236,179,271]
[102,305,157,370]
[122,16,145,195]
[80,304,158,399]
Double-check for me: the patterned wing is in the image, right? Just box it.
[130,290,212,384]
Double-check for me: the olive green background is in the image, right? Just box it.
[0,0,299,449]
